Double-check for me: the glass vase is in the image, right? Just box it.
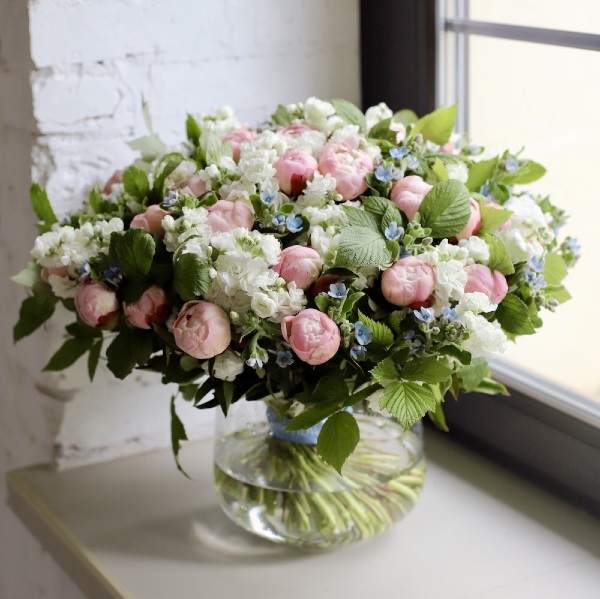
[213,399,426,549]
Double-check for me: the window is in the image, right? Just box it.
[361,0,600,515]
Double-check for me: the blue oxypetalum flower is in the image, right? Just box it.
[479,184,490,197]
[505,157,519,173]
[567,238,581,253]
[104,263,123,284]
[328,282,347,299]
[442,306,457,322]
[529,256,545,273]
[390,146,410,160]
[425,140,440,152]
[407,155,419,170]
[375,162,400,183]
[163,190,178,207]
[286,214,304,233]
[350,345,367,360]
[260,189,277,205]
[354,321,372,345]
[272,212,286,227]
[409,339,422,354]
[276,351,294,368]
[76,262,91,282]
[414,307,435,323]
[384,221,404,241]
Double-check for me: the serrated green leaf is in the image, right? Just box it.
[543,253,568,285]
[478,205,513,235]
[343,205,380,230]
[13,293,58,342]
[335,226,391,268]
[362,195,393,219]
[458,357,490,392]
[358,311,393,348]
[11,262,41,288]
[152,152,185,200]
[379,381,436,429]
[43,337,94,371]
[330,98,367,132]
[419,179,471,238]
[401,356,453,384]
[340,291,364,316]
[186,114,201,146]
[30,184,58,232]
[106,328,153,379]
[170,395,190,478]
[381,202,405,231]
[173,253,211,301]
[114,228,156,277]
[286,403,339,431]
[484,234,515,275]
[370,357,399,383]
[122,165,150,201]
[496,294,536,335]
[466,157,498,192]
[271,104,293,126]
[393,109,418,127]
[88,339,103,381]
[316,411,360,474]
[411,104,457,145]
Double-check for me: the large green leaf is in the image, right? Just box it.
[173,253,211,301]
[330,98,367,132]
[43,338,94,371]
[13,293,58,342]
[418,179,471,238]
[114,228,156,277]
[411,104,457,145]
[379,381,437,429]
[335,226,391,268]
[316,411,360,474]
[30,184,58,232]
[401,357,453,385]
[496,294,536,335]
[466,158,498,192]
[122,165,150,201]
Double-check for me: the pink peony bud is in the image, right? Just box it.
[439,141,455,154]
[464,264,508,304]
[390,175,433,221]
[455,197,482,240]
[205,200,254,233]
[273,246,323,291]
[281,309,340,366]
[278,123,313,140]
[173,300,231,360]
[222,128,257,162]
[274,149,318,196]
[74,281,119,329]
[381,256,436,308]
[102,170,122,194]
[318,139,374,201]
[130,205,170,235]
[180,174,207,197]
[123,285,171,329]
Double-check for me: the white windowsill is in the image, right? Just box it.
[7,432,600,599]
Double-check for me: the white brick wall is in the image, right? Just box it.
[1,1,360,596]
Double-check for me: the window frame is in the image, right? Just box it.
[359,0,600,518]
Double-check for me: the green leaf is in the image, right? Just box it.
[114,228,156,277]
[106,328,153,379]
[314,294,331,312]
[393,109,419,128]
[203,131,232,165]
[439,343,472,366]
[484,234,515,275]
[368,118,397,143]
[401,356,453,384]
[13,293,58,342]
[458,358,490,392]
[215,381,235,416]
[11,262,41,288]
[65,321,102,339]
[379,381,436,429]
[186,114,201,146]
[362,195,395,220]
[510,160,546,184]
[127,134,168,162]
[370,357,399,383]
[478,205,513,235]
[271,104,293,126]
[342,205,380,230]
[381,203,405,231]
[330,98,367,132]
[340,291,364,316]
[122,165,150,201]
[43,337,94,371]
[152,152,185,200]
[544,284,571,304]
[411,104,457,145]
[170,395,190,478]
[358,311,393,348]
[418,179,471,238]
[496,294,536,335]
[431,157,449,182]
[466,158,498,192]
[543,253,568,285]
[474,378,509,395]
[335,226,391,268]
[30,184,58,232]
[88,340,103,381]
[316,411,360,474]
[173,253,211,301]
[286,403,339,432]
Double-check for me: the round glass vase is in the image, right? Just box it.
[213,399,426,549]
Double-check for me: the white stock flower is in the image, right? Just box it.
[251,292,278,318]
[432,259,467,303]
[304,97,336,132]
[457,292,497,315]
[213,350,245,381]
[47,274,77,299]
[330,124,360,142]
[458,236,490,263]
[365,102,393,130]
[309,226,341,267]
[445,161,469,183]
[461,312,507,359]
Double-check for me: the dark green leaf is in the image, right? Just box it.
[122,165,150,201]
[13,293,58,342]
[88,340,103,381]
[106,328,153,379]
[286,403,339,431]
[215,381,235,416]
[330,98,367,132]
[401,356,453,384]
[411,104,457,145]
[316,411,360,474]
[30,184,58,231]
[173,253,211,301]
[170,395,190,478]
[43,337,94,371]
[65,321,102,339]
[186,114,201,146]
[379,381,436,429]
[418,179,471,238]
[496,294,536,335]
[114,228,156,277]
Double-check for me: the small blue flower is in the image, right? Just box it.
[404,330,416,342]
[375,162,400,183]
[260,189,277,205]
[103,263,123,284]
[442,306,457,322]
[272,212,286,227]
[328,282,347,299]
[163,190,178,207]
[505,157,519,173]
[567,238,581,253]
[354,321,372,345]
[409,339,422,354]
[414,307,435,323]
[350,345,367,360]
[390,146,409,160]
[76,262,91,282]
[384,221,404,241]
[399,249,412,259]
[286,214,304,233]
[533,274,547,289]
[407,155,419,170]
[479,183,490,197]
[276,351,294,368]
[425,140,440,152]
[529,256,545,273]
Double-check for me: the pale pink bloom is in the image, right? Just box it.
[390,175,433,221]
[281,309,340,365]
[278,123,313,140]
[74,281,119,329]
[455,198,482,240]
[439,141,455,154]
[173,300,231,360]
[130,205,170,235]
[205,200,254,233]
[273,246,323,291]
[180,175,207,197]
[274,149,318,196]
[390,122,406,144]
[123,285,171,329]
[464,264,508,304]
[102,170,122,194]
[381,256,436,308]
[40,265,70,283]
[222,128,257,162]
[318,139,374,201]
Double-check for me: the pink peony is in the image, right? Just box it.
[278,123,313,140]
[180,174,207,197]
[281,309,340,365]
[123,285,171,329]
[206,200,254,233]
[390,175,433,221]
[130,205,170,235]
[318,139,374,201]
[455,197,482,240]
[439,141,455,154]
[464,264,508,304]
[273,246,323,291]
[173,300,231,359]
[381,256,436,308]
[222,128,257,162]
[74,281,119,329]
[40,265,70,282]
[274,149,318,196]
[102,170,122,194]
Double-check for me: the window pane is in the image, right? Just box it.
[470,1,600,35]
[468,37,600,402]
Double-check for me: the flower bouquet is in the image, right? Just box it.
[13,97,578,547]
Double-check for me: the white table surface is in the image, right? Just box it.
[7,431,600,599]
